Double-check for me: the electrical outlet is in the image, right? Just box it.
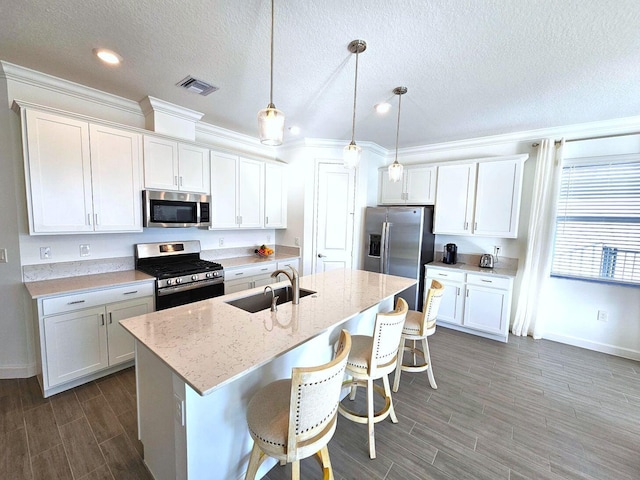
[40,247,51,259]
[493,246,500,257]
[79,244,90,257]
[219,238,224,247]
[174,394,185,426]
[0,248,7,263]
[266,234,271,243]
[294,237,300,246]
[597,310,608,322]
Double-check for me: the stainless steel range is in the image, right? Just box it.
[135,240,224,310]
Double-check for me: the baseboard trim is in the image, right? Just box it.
[542,332,640,361]
[0,362,37,379]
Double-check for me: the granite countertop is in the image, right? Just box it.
[426,260,517,278]
[25,270,156,299]
[120,269,415,396]
[218,252,299,269]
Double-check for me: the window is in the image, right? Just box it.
[551,155,640,286]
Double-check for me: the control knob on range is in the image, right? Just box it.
[191,275,198,281]
[176,278,183,284]
[205,272,213,279]
[166,279,173,286]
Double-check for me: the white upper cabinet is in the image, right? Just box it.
[433,163,476,235]
[378,165,436,205]
[264,162,287,228]
[23,109,142,234]
[433,155,527,238]
[143,135,210,194]
[210,154,264,229]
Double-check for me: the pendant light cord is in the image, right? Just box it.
[269,0,274,106]
[350,49,359,144]
[394,92,402,162]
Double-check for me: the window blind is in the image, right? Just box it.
[551,157,640,285]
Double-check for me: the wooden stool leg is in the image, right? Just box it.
[367,378,376,459]
[423,337,437,389]
[245,442,264,480]
[392,336,404,393]
[316,445,334,480]
[291,460,300,480]
[382,374,398,423]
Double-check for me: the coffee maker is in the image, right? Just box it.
[443,243,457,264]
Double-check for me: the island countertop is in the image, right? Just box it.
[120,269,415,396]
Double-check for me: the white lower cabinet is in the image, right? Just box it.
[35,283,154,397]
[426,267,513,342]
[224,262,277,294]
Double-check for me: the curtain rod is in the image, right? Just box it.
[532,131,639,147]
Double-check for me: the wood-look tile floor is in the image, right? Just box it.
[0,366,152,480]
[2,329,640,480]
[265,328,640,480]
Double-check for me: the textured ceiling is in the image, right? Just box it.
[1,0,639,149]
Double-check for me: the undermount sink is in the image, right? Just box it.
[225,286,316,313]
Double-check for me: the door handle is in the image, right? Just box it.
[318,254,326,258]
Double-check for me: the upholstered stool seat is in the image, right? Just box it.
[393,280,444,393]
[245,330,352,480]
[338,298,408,459]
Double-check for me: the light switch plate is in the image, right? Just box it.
[0,248,7,263]
[40,247,51,259]
[80,244,90,257]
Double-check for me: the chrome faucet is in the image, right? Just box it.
[263,285,279,312]
[271,266,300,304]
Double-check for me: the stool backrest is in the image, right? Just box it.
[287,329,352,457]
[370,297,408,376]
[420,280,445,335]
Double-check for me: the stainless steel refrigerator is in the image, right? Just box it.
[362,206,435,311]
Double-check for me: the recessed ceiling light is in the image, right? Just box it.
[93,48,122,65]
[375,102,391,114]
[288,126,301,135]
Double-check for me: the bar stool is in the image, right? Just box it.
[392,280,444,392]
[244,329,352,480]
[338,298,408,459]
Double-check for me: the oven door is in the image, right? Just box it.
[156,281,224,310]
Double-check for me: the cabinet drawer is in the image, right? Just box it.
[226,263,276,280]
[466,274,512,290]
[425,268,465,283]
[42,282,154,316]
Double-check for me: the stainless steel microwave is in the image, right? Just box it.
[143,190,211,228]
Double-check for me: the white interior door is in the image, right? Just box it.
[314,162,355,273]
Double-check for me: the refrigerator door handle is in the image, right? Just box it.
[381,221,392,274]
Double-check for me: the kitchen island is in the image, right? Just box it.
[120,269,415,480]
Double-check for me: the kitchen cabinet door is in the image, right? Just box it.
[237,158,264,229]
[89,124,142,232]
[405,165,436,204]
[143,135,179,191]
[463,283,509,335]
[264,162,287,228]
[473,159,523,238]
[106,297,154,366]
[379,169,406,204]
[210,152,239,228]
[433,163,476,234]
[178,143,210,194]
[24,110,94,234]
[44,306,108,387]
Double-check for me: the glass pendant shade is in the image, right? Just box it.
[343,141,361,169]
[388,160,404,182]
[258,103,285,146]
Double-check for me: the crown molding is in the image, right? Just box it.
[195,121,275,159]
[0,60,142,116]
[139,96,204,122]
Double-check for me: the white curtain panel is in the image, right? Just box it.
[512,138,564,338]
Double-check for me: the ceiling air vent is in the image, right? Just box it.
[176,76,219,96]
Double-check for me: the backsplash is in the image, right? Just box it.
[450,253,518,270]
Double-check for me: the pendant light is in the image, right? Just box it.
[258,0,285,146]
[388,86,407,182]
[343,39,366,169]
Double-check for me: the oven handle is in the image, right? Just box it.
[157,278,224,296]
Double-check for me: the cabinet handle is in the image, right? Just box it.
[179,176,183,186]
[95,213,99,226]
[235,272,244,276]
[474,222,477,230]
[261,268,268,271]
[87,214,92,226]
[100,313,105,326]
[457,287,460,296]
[174,175,178,186]
[108,312,113,324]
[239,215,243,225]
[466,289,469,298]
[481,279,493,283]
[67,300,85,305]
[123,290,138,295]
[439,273,448,277]
[265,216,269,225]
[464,222,468,230]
